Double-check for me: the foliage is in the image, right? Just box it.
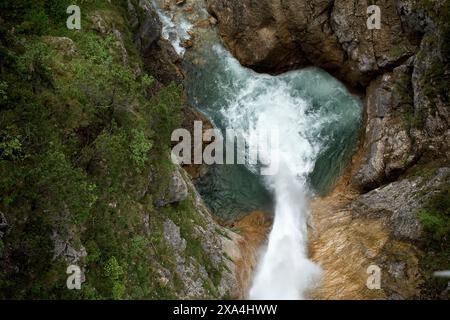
[418,184,450,299]
[130,129,153,172]
[419,185,450,242]
[0,0,226,301]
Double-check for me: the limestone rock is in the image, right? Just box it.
[163,218,187,252]
[128,0,184,85]
[350,167,450,240]
[206,0,417,85]
[51,230,87,265]
[352,61,417,191]
[155,167,189,207]
[331,0,416,74]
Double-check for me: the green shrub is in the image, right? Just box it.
[419,186,450,241]
[18,8,50,35]
[0,0,189,300]
[130,129,153,172]
[418,184,450,299]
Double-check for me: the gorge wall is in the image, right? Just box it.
[206,0,450,299]
[0,0,448,300]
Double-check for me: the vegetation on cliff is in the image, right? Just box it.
[0,0,231,299]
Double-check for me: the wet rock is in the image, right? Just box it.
[181,39,193,48]
[206,0,309,75]
[179,106,213,180]
[310,178,423,299]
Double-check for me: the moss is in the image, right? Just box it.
[388,46,406,60]
[418,183,450,299]
[419,185,450,241]
[403,108,425,131]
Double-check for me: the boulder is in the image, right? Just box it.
[179,106,213,179]
[155,167,189,207]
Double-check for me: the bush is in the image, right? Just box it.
[130,129,152,172]
[419,186,450,242]
[418,184,450,299]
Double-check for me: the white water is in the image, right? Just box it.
[152,0,193,56]
[215,46,323,299]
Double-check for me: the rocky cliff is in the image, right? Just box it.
[207,0,449,299]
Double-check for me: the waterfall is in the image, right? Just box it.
[249,163,322,299]
[214,46,323,299]
[153,0,362,300]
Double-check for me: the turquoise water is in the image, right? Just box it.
[183,45,363,221]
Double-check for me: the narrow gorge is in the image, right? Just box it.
[154,0,450,299]
[0,0,448,300]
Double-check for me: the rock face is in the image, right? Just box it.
[128,0,162,54]
[350,167,450,241]
[207,0,449,192]
[352,60,417,190]
[166,169,241,298]
[155,166,189,207]
[353,37,450,191]
[309,167,448,299]
[331,0,416,74]
[128,0,184,85]
[206,0,449,300]
[207,0,418,86]
[162,218,205,298]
